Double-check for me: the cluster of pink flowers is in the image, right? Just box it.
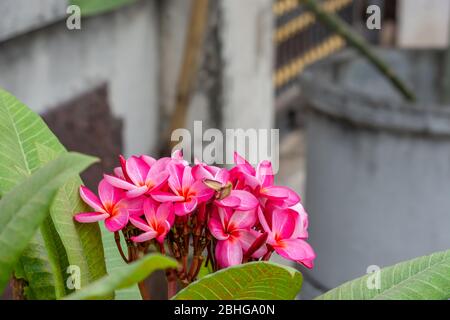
[74,150,315,275]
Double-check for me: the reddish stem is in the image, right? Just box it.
[166,269,178,299]
[114,232,129,263]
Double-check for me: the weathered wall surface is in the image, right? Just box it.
[301,50,450,298]
[159,0,274,163]
[220,0,274,131]
[0,0,68,42]
[0,0,159,156]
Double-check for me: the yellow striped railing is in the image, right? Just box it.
[274,0,353,91]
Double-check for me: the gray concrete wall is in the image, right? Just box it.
[301,50,450,297]
[0,0,68,42]
[220,0,274,132]
[159,0,275,163]
[0,0,160,156]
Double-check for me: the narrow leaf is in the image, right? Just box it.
[173,261,303,300]
[0,152,97,292]
[65,254,178,300]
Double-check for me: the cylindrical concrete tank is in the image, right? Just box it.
[301,50,450,296]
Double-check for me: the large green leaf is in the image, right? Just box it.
[0,88,64,196]
[100,224,141,299]
[316,249,450,300]
[65,254,178,300]
[38,144,108,293]
[70,0,139,17]
[50,179,108,290]
[14,221,69,299]
[0,152,97,293]
[173,261,303,300]
[0,88,108,299]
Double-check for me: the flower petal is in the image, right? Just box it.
[104,174,136,191]
[156,202,174,224]
[129,216,152,232]
[79,186,104,213]
[167,162,184,192]
[256,160,274,188]
[74,212,109,223]
[151,191,185,202]
[190,180,214,203]
[121,197,144,217]
[126,156,150,185]
[131,230,158,243]
[215,237,243,268]
[234,152,256,175]
[215,195,241,208]
[208,209,229,240]
[98,179,124,205]
[173,197,198,216]
[237,229,268,258]
[141,155,156,167]
[214,168,230,185]
[273,238,316,269]
[155,222,171,243]
[126,185,148,198]
[147,171,169,192]
[230,190,258,211]
[147,158,170,179]
[228,209,257,230]
[192,164,214,181]
[181,165,194,189]
[290,203,309,239]
[257,206,271,233]
[271,208,297,239]
[104,208,129,232]
[260,186,290,200]
[113,167,125,179]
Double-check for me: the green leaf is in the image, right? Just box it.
[100,224,141,299]
[15,223,69,299]
[70,0,139,17]
[64,254,178,300]
[0,88,65,196]
[50,179,108,289]
[173,261,303,300]
[0,88,108,298]
[38,144,108,293]
[0,152,98,293]
[197,258,213,280]
[316,249,450,300]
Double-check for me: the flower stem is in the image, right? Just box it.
[114,231,129,263]
[166,268,178,299]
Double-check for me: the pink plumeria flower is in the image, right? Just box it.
[75,179,143,232]
[193,164,259,211]
[151,163,214,216]
[130,199,174,243]
[258,204,315,268]
[171,149,189,166]
[233,153,300,208]
[105,155,169,198]
[209,207,267,268]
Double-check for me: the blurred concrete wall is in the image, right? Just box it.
[0,0,274,159]
[0,0,160,156]
[160,0,274,161]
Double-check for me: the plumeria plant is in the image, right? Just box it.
[74,150,315,298]
[1,87,450,300]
